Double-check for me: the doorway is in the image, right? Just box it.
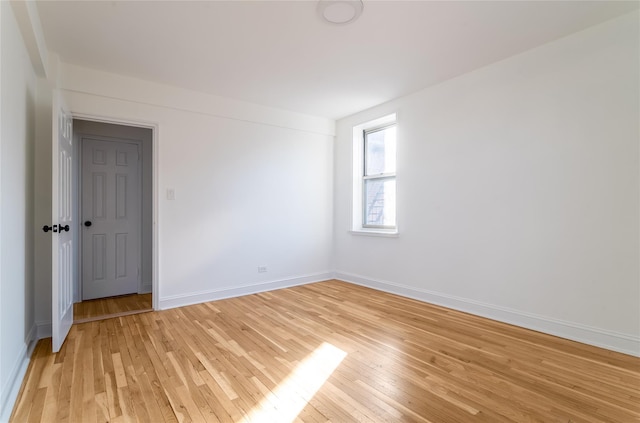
[73,119,153,322]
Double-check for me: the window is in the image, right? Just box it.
[352,114,397,235]
[363,124,396,227]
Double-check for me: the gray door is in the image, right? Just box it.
[82,137,141,300]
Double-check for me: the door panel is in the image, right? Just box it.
[52,90,74,353]
[82,138,140,300]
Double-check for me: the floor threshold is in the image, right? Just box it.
[73,308,153,324]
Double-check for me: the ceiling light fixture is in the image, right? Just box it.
[318,0,364,25]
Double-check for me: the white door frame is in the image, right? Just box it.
[78,135,144,300]
[71,113,159,311]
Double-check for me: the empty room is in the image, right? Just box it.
[1,0,638,422]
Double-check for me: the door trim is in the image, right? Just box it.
[72,113,159,311]
[78,135,143,300]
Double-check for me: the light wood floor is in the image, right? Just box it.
[11,280,640,422]
[73,293,153,323]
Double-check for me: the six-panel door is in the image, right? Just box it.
[81,137,141,300]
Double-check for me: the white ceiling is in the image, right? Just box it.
[36,1,639,120]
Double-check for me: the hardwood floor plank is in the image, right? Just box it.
[10,280,640,422]
[93,391,109,423]
[73,293,152,323]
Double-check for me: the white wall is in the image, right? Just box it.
[0,2,38,420]
[36,64,335,311]
[334,11,640,356]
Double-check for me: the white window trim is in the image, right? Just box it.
[351,113,398,236]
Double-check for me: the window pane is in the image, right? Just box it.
[364,178,396,227]
[365,125,396,176]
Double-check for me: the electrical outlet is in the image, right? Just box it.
[257,266,267,273]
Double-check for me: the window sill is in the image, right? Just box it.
[350,229,399,238]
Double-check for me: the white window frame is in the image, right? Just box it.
[351,113,398,236]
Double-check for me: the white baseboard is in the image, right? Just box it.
[158,272,335,310]
[36,321,52,339]
[335,271,640,357]
[0,325,38,423]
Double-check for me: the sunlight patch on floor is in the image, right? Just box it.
[243,342,347,423]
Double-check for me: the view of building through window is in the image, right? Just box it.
[363,124,396,228]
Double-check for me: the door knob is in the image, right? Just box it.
[43,225,58,233]
[59,224,70,232]
[84,221,92,227]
